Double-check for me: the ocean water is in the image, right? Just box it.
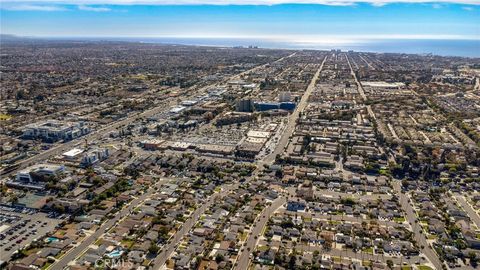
[109,37,480,58]
[52,36,480,58]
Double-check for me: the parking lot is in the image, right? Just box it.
[0,206,62,262]
[0,212,21,226]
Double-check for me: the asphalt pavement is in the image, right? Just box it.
[263,55,328,164]
[234,197,286,270]
[48,178,169,270]
[2,53,298,180]
[392,181,443,270]
[151,182,242,270]
[234,56,328,270]
[454,194,480,229]
[296,243,426,266]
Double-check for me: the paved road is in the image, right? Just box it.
[314,189,393,202]
[229,52,297,81]
[49,178,170,270]
[151,192,220,269]
[0,211,62,262]
[346,53,442,269]
[392,181,443,270]
[1,98,177,179]
[345,53,378,124]
[296,244,426,266]
[2,53,297,179]
[278,209,404,228]
[43,51,318,269]
[234,197,286,270]
[152,54,324,269]
[454,194,480,229]
[151,182,241,270]
[233,55,328,270]
[150,174,269,270]
[263,55,328,164]
[148,52,298,270]
[358,53,376,71]
[345,53,367,102]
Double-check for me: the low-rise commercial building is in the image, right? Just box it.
[22,120,90,142]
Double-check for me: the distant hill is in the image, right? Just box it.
[1,34,18,41]
[1,34,23,40]
[0,34,34,42]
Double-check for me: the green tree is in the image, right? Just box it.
[148,243,160,254]
[386,259,394,269]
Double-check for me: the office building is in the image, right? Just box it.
[236,99,254,112]
[278,91,292,102]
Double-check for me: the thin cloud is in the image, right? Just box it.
[371,2,388,6]
[149,34,480,40]
[1,0,480,6]
[78,5,111,11]
[1,4,67,11]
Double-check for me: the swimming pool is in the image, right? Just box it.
[45,237,59,243]
[106,249,123,258]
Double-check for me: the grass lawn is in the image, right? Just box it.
[241,232,248,241]
[94,238,104,245]
[417,266,433,270]
[121,239,135,248]
[257,245,269,252]
[362,260,372,267]
[0,114,12,121]
[379,169,391,176]
[55,250,66,259]
[25,248,41,255]
[401,266,412,270]
[394,217,406,223]
[130,74,147,80]
[363,247,374,254]
[261,226,268,236]
[428,234,437,240]
[41,262,52,270]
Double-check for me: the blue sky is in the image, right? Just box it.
[1,1,479,41]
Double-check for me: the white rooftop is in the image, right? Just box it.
[63,148,84,157]
[247,130,271,139]
[362,81,405,88]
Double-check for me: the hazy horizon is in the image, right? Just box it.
[2,34,479,57]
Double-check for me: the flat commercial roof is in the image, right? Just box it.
[170,106,186,114]
[181,100,198,106]
[246,137,268,144]
[362,81,405,88]
[171,141,191,149]
[247,130,270,139]
[0,224,10,233]
[63,148,84,157]
[142,139,165,145]
[242,83,256,88]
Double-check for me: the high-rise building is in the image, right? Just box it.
[236,99,254,112]
[278,91,292,102]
